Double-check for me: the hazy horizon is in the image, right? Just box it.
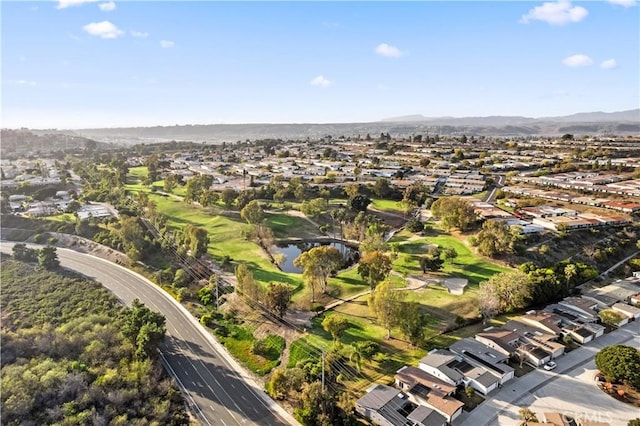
[2,1,639,129]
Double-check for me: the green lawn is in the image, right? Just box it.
[370,198,405,214]
[46,213,76,223]
[265,212,318,239]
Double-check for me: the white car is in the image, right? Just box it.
[543,361,557,371]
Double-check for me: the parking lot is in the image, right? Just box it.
[456,323,640,426]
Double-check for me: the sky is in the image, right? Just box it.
[1,0,639,129]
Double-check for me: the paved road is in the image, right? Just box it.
[456,323,640,426]
[0,243,297,426]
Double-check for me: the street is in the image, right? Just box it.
[456,322,640,426]
[0,242,297,426]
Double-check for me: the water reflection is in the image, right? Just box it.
[274,241,360,273]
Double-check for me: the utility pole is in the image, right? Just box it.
[321,349,325,391]
[215,275,220,311]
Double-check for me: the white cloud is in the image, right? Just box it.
[160,40,175,48]
[98,1,116,11]
[10,80,37,86]
[600,58,617,69]
[130,30,149,38]
[57,0,98,9]
[19,56,27,62]
[562,54,593,67]
[375,43,404,58]
[310,75,333,88]
[83,21,124,39]
[520,1,588,25]
[608,0,637,6]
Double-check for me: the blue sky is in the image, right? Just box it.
[2,1,638,129]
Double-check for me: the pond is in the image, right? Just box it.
[274,241,360,273]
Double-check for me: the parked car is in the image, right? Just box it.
[543,361,557,371]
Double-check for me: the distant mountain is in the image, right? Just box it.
[11,109,638,145]
[380,109,639,125]
[541,109,640,123]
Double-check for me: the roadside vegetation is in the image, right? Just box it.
[0,257,188,425]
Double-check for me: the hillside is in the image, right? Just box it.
[59,109,640,144]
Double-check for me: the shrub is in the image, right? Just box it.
[252,335,286,361]
[405,218,424,233]
[200,313,214,327]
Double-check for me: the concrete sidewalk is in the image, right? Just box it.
[455,322,639,426]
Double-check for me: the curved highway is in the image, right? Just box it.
[0,243,296,426]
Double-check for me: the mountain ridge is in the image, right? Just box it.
[10,109,639,145]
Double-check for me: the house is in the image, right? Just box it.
[558,297,599,321]
[583,276,640,304]
[519,312,563,336]
[502,320,566,359]
[394,366,464,422]
[611,302,640,320]
[418,350,464,386]
[598,308,629,327]
[355,384,446,426]
[562,324,594,345]
[418,349,500,395]
[475,328,519,357]
[630,294,640,307]
[449,338,515,385]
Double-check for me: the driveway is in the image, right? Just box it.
[455,323,640,426]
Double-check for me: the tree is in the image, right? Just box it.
[598,309,625,326]
[518,408,538,425]
[405,218,424,233]
[221,188,237,209]
[240,200,265,225]
[628,419,640,426]
[343,183,360,199]
[180,224,209,258]
[478,280,501,323]
[430,197,477,231]
[350,341,381,372]
[373,178,393,198]
[38,245,60,270]
[397,302,428,346]
[163,173,182,193]
[478,270,532,315]
[301,198,328,219]
[12,243,38,263]
[294,246,343,302]
[476,220,521,257]
[348,194,371,212]
[322,315,350,342]
[267,368,289,400]
[369,281,405,339]
[443,247,458,262]
[595,345,640,389]
[265,283,292,318]
[465,386,475,398]
[357,251,392,290]
[419,246,444,273]
[122,299,166,360]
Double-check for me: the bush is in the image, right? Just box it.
[33,233,46,244]
[200,313,214,327]
[405,218,424,233]
[252,335,286,361]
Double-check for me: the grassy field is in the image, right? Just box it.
[125,168,376,304]
[46,213,76,223]
[370,198,405,214]
[265,212,318,239]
